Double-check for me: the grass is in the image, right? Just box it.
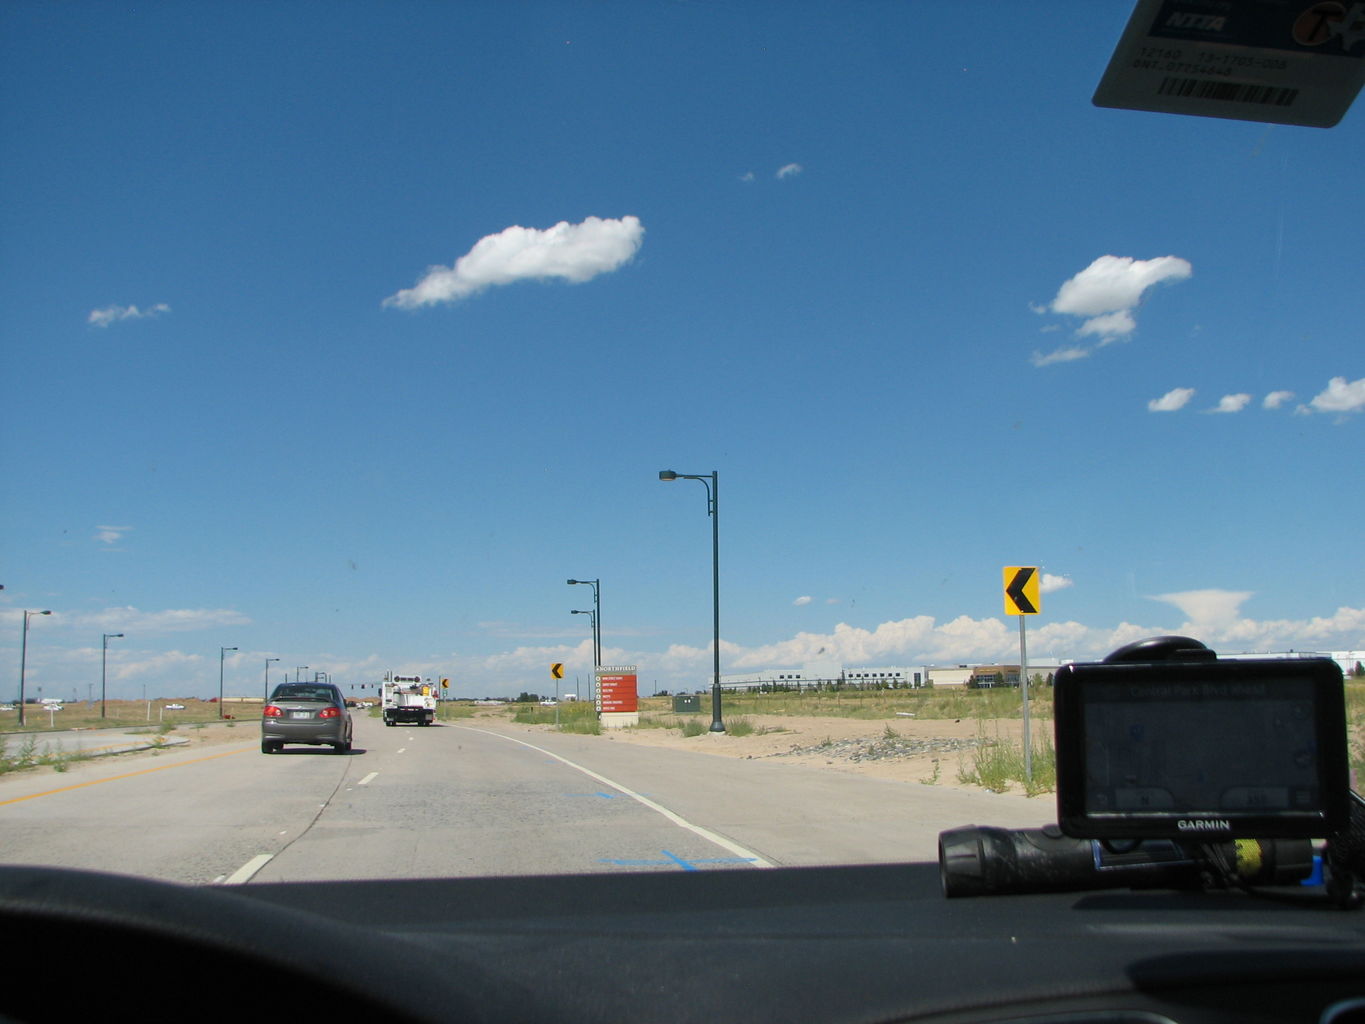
[511,702,602,735]
[957,724,1056,796]
[0,698,261,734]
[0,735,95,777]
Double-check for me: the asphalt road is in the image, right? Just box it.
[0,713,1046,886]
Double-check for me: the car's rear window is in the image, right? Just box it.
[271,686,336,702]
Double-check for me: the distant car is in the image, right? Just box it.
[538,699,557,706]
[164,703,186,710]
[261,683,353,755]
[0,705,13,712]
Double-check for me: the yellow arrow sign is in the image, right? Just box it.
[550,663,564,680]
[1003,566,1040,616]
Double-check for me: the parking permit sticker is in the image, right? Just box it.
[1094,0,1365,127]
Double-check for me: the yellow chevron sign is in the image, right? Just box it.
[1003,566,1040,616]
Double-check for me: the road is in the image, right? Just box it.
[0,713,1045,885]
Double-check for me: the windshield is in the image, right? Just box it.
[1,2,1360,889]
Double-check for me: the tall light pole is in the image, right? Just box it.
[101,632,124,719]
[264,657,280,699]
[18,609,52,727]
[567,578,601,698]
[570,609,596,697]
[219,646,238,718]
[658,469,724,732]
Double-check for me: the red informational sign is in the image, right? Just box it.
[596,666,638,714]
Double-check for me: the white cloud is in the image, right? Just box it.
[87,303,170,328]
[67,606,252,634]
[383,215,645,309]
[1051,255,1192,319]
[1030,346,1090,367]
[1209,393,1252,414]
[793,596,813,606]
[1263,390,1295,409]
[776,163,803,179]
[1043,254,1192,344]
[1074,310,1136,341]
[1147,387,1195,412]
[739,171,756,183]
[1152,589,1254,630]
[95,524,132,545]
[1040,573,1073,594]
[1309,376,1365,415]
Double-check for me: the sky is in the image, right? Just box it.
[2,1,1362,701]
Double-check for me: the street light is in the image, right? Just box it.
[658,469,724,732]
[101,632,124,719]
[570,609,596,697]
[219,647,238,718]
[18,609,52,727]
[567,578,601,698]
[264,657,280,700]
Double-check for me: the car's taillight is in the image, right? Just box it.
[319,706,340,719]
[263,705,283,717]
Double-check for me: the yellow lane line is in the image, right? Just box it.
[0,746,253,807]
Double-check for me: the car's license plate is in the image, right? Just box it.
[290,711,310,719]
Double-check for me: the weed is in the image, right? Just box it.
[726,716,755,737]
[679,719,706,737]
[957,726,1055,795]
[921,759,941,786]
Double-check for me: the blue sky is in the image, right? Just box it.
[2,2,1361,700]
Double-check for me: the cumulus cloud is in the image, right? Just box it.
[793,596,813,606]
[1309,376,1365,415]
[1040,573,1073,594]
[1147,387,1195,412]
[95,524,132,546]
[383,215,645,309]
[1034,255,1192,359]
[1209,393,1252,414]
[88,303,170,328]
[776,163,803,179]
[1152,589,1254,630]
[1263,390,1295,409]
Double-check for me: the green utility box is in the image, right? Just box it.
[672,694,701,713]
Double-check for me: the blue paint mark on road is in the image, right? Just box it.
[599,850,757,871]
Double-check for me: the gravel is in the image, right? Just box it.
[775,733,980,763]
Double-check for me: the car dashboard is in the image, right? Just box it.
[2,861,1363,1023]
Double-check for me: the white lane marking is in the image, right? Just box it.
[358,771,378,786]
[397,748,406,754]
[221,853,273,885]
[460,727,773,869]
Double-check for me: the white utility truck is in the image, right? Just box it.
[381,674,437,727]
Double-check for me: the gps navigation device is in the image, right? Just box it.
[1054,655,1349,840]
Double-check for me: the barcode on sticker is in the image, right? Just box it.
[1157,76,1299,107]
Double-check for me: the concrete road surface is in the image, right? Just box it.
[0,713,1047,886]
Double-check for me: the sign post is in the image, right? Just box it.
[1003,566,1041,780]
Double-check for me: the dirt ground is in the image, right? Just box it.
[489,711,1047,798]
